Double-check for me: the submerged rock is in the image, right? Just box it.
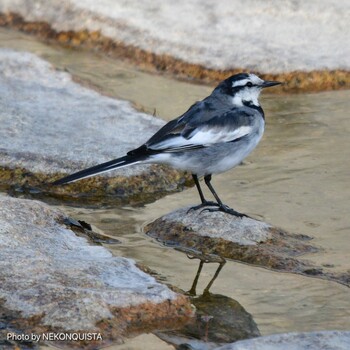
[0,194,192,348]
[158,293,260,350]
[0,48,188,204]
[215,331,350,350]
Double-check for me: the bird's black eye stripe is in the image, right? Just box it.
[246,82,253,87]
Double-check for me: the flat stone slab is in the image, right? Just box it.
[0,1,349,74]
[0,48,188,203]
[145,207,349,286]
[215,331,350,350]
[0,194,192,348]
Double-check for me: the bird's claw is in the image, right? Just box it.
[187,201,220,214]
[200,205,249,218]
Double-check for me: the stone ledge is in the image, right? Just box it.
[0,48,189,204]
[0,194,193,348]
[0,12,349,92]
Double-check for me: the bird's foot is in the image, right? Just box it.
[201,204,250,218]
[187,201,220,213]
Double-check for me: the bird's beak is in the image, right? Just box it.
[262,80,282,88]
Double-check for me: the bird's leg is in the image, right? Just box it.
[193,174,206,204]
[202,174,249,218]
[188,174,219,213]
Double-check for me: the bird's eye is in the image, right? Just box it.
[246,82,253,87]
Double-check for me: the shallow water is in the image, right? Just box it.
[1,28,350,349]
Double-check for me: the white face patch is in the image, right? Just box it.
[232,74,264,88]
[232,78,251,88]
[232,86,261,106]
[231,74,264,106]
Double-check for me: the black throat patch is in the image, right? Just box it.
[243,100,265,120]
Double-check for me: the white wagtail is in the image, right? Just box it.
[53,73,281,217]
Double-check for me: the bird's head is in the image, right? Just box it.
[215,73,281,107]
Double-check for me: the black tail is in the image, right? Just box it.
[52,155,142,185]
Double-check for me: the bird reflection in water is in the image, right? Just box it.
[176,247,226,296]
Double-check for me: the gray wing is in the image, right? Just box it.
[144,99,213,146]
[144,101,258,153]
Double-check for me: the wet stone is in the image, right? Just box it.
[0,48,188,204]
[215,331,350,350]
[0,194,193,348]
[145,207,349,286]
[158,293,260,350]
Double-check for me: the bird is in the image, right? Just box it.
[53,73,281,217]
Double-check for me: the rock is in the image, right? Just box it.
[157,293,260,350]
[215,331,350,350]
[145,206,316,269]
[0,48,188,204]
[0,1,348,74]
[144,207,348,285]
[0,194,193,349]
